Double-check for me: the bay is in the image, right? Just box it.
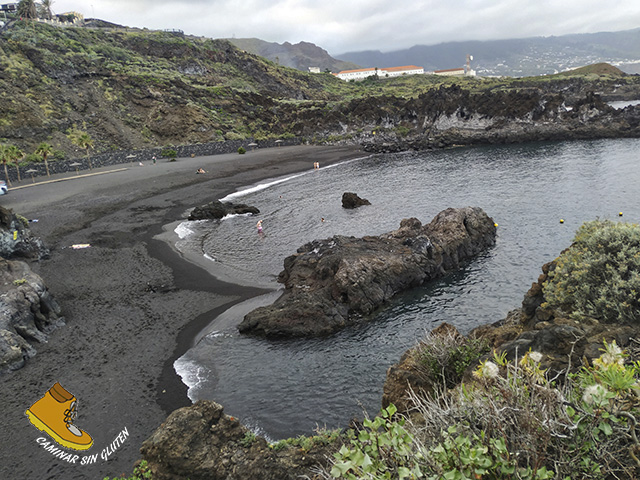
[174,138,640,440]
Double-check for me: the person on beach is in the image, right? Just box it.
[196,168,206,174]
[152,156,156,165]
[256,220,263,234]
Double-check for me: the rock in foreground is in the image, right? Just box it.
[140,400,340,480]
[239,207,496,337]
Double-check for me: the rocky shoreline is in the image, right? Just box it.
[139,228,640,480]
[357,88,640,154]
[2,134,640,479]
[0,145,366,480]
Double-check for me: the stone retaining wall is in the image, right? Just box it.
[3,138,302,183]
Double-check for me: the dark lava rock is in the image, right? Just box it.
[0,206,61,372]
[342,192,371,209]
[382,247,640,414]
[469,256,640,378]
[188,200,259,220]
[239,207,496,337]
[0,258,63,373]
[0,205,49,260]
[140,400,343,480]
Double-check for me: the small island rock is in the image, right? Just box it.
[188,200,259,220]
[342,192,371,209]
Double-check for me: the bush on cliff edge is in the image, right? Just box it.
[542,219,640,324]
[326,342,640,479]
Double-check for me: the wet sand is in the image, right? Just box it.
[0,145,366,479]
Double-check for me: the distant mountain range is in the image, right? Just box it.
[231,28,640,77]
[227,38,359,73]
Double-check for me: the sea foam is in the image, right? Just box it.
[218,157,363,202]
[174,221,194,239]
[174,355,212,402]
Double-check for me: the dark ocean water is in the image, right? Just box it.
[173,138,640,440]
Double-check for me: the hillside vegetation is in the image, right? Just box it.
[1,20,640,161]
[558,62,627,77]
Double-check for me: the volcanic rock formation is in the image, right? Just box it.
[239,207,496,337]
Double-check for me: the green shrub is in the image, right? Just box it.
[413,329,489,389]
[542,219,640,323]
[237,146,246,154]
[327,344,640,479]
[395,125,411,137]
[15,214,29,228]
[330,404,422,480]
[103,459,153,480]
[24,153,41,163]
[225,132,245,141]
[270,428,342,453]
[161,148,177,160]
[240,430,257,447]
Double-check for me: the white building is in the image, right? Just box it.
[433,68,466,77]
[335,65,424,81]
[383,65,425,77]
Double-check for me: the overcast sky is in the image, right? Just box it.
[50,0,640,55]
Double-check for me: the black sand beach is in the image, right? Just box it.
[0,145,365,479]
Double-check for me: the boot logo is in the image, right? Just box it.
[25,382,94,451]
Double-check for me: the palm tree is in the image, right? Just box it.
[39,0,53,20]
[0,145,11,187]
[70,130,94,170]
[7,145,24,182]
[17,0,37,19]
[35,142,53,176]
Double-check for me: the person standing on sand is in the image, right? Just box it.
[256,220,263,234]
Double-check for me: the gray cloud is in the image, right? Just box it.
[54,0,640,54]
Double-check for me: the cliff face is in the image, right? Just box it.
[359,86,640,153]
[0,21,337,156]
[240,207,496,337]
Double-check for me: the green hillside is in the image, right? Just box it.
[558,62,627,77]
[1,19,640,160]
[0,20,357,155]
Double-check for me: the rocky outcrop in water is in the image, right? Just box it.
[341,192,371,209]
[140,400,342,480]
[239,207,496,337]
[188,200,260,220]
